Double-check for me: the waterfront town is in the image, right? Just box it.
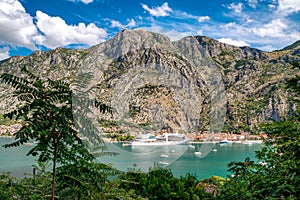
[0,123,266,143]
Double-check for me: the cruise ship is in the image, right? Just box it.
[123,133,190,146]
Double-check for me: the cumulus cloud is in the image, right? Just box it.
[81,0,94,3]
[277,0,300,16]
[251,19,288,38]
[198,16,210,22]
[247,0,258,8]
[196,30,203,35]
[111,20,124,29]
[0,47,10,60]
[220,22,238,29]
[172,11,211,23]
[111,19,136,29]
[0,0,108,51]
[217,38,250,47]
[268,4,276,10]
[228,2,243,13]
[142,2,172,17]
[34,11,107,48]
[127,19,136,27]
[0,0,38,49]
[255,45,276,52]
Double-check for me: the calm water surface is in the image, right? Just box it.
[0,137,262,179]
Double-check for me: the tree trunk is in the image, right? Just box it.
[51,141,58,200]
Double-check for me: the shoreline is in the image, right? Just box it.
[0,135,14,138]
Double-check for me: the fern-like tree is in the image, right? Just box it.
[218,62,300,199]
[0,68,112,200]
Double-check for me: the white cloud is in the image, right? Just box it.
[68,0,94,4]
[196,30,203,35]
[247,0,258,8]
[172,11,211,24]
[255,45,276,52]
[111,19,136,29]
[220,22,238,29]
[142,2,172,17]
[198,16,210,22]
[173,11,196,19]
[268,4,276,10]
[0,0,38,49]
[0,0,107,51]
[277,0,300,16]
[217,38,250,47]
[127,19,136,27]
[0,47,10,60]
[228,3,243,13]
[214,18,300,51]
[111,20,124,29]
[81,0,93,3]
[34,11,107,48]
[251,19,288,38]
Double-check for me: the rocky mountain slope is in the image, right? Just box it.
[0,29,299,134]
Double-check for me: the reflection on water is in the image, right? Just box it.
[99,142,188,173]
[0,137,261,179]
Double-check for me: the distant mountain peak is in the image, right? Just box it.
[281,40,300,51]
[0,29,299,133]
[95,28,173,59]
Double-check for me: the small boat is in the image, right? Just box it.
[122,142,131,147]
[194,151,201,156]
[188,144,195,149]
[212,148,217,152]
[159,161,169,165]
[160,154,169,158]
[170,149,176,153]
[24,142,37,147]
[24,143,33,147]
[219,139,231,144]
[243,141,253,145]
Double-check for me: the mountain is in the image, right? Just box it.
[0,29,299,134]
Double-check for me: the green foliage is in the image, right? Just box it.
[234,59,248,69]
[98,118,118,127]
[56,159,118,199]
[219,50,234,57]
[0,114,16,126]
[0,164,215,200]
[128,103,140,118]
[115,167,215,200]
[0,162,52,200]
[218,119,300,199]
[105,133,135,141]
[217,66,300,199]
[0,67,113,199]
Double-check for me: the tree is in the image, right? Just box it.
[116,167,214,200]
[218,62,300,199]
[0,68,112,199]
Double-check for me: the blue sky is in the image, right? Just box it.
[0,0,299,60]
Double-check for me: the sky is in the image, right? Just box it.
[0,0,299,60]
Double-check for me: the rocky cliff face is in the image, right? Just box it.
[0,29,299,133]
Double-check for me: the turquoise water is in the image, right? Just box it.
[0,137,261,179]
[0,137,36,177]
[169,143,261,179]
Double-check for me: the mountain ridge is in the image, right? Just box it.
[0,29,299,133]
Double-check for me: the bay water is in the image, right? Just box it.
[0,137,261,179]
